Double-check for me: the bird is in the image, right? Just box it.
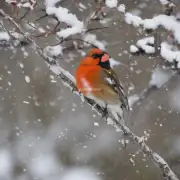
[75,48,130,122]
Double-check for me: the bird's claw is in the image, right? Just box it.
[71,87,76,93]
[101,103,108,120]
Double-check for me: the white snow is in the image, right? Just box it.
[46,6,84,39]
[79,3,87,10]
[50,65,75,83]
[22,2,32,9]
[0,31,27,46]
[19,63,24,68]
[83,33,105,50]
[109,58,120,68]
[25,76,30,83]
[105,0,118,8]
[128,95,140,108]
[45,0,84,38]
[118,4,126,13]
[29,154,61,179]
[161,42,180,67]
[130,45,139,53]
[149,68,172,88]
[11,32,26,42]
[16,0,36,9]
[159,0,169,5]
[23,101,30,104]
[5,0,16,5]
[44,0,107,51]
[0,149,13,179]
[38,27,46,33]
[57,27,83,39]
[124,13,180,44]
[130,37,180,67]
[0,32,10,41]
[44,45,63,58]
[152,152,174,175]
[61,167,102,180]
[130,37,155,54]
[105,77,113,85]
[136,37,155,54]
[130,158,135,165]
[125,13,142,27]
[45,0,62,7]
[94,122,99,126]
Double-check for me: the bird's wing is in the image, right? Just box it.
[101,68,130,111]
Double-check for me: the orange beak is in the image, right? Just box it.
[101,53,110,62]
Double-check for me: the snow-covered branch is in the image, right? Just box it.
[0,8,179,180]
[129,33,180,71]
[125,0,180,71]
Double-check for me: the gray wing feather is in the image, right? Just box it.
[102,68,130,111]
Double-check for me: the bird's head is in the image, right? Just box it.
[81,48,111,69]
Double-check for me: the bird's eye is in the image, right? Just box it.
[92,54,99,58]
[92,53,103,59]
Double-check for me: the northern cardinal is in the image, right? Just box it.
[76,48,129,122]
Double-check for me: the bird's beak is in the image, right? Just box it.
[101,53,110,62]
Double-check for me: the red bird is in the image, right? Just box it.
[75,48,129,121]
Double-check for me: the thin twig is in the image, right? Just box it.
[154,32,161,55]
[33,22,61,38]
[65,38,98,48]
[35,13,48,21]
[19,9,31,20]
[86,26,108,33]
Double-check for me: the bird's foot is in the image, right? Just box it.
[101,103,108,120]
[71,87,77,93]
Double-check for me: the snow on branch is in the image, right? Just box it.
[161,42,180,69]
[0,29,29,47]
[130,35,180,71]
[159,0,176,16]
[44,0,106,44]
[0,8,179,180]
[125,13,180,43]
[130,37,155,54]
[45,5,84,39]
[126,4,180,71]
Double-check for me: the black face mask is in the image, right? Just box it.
[98,60,111,69]
[91,52,111,69]
[92,53,104,59]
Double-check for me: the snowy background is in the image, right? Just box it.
[0,0,180,180]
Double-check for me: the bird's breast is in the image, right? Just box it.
[76,65,101,94]
[80,77,94,93]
